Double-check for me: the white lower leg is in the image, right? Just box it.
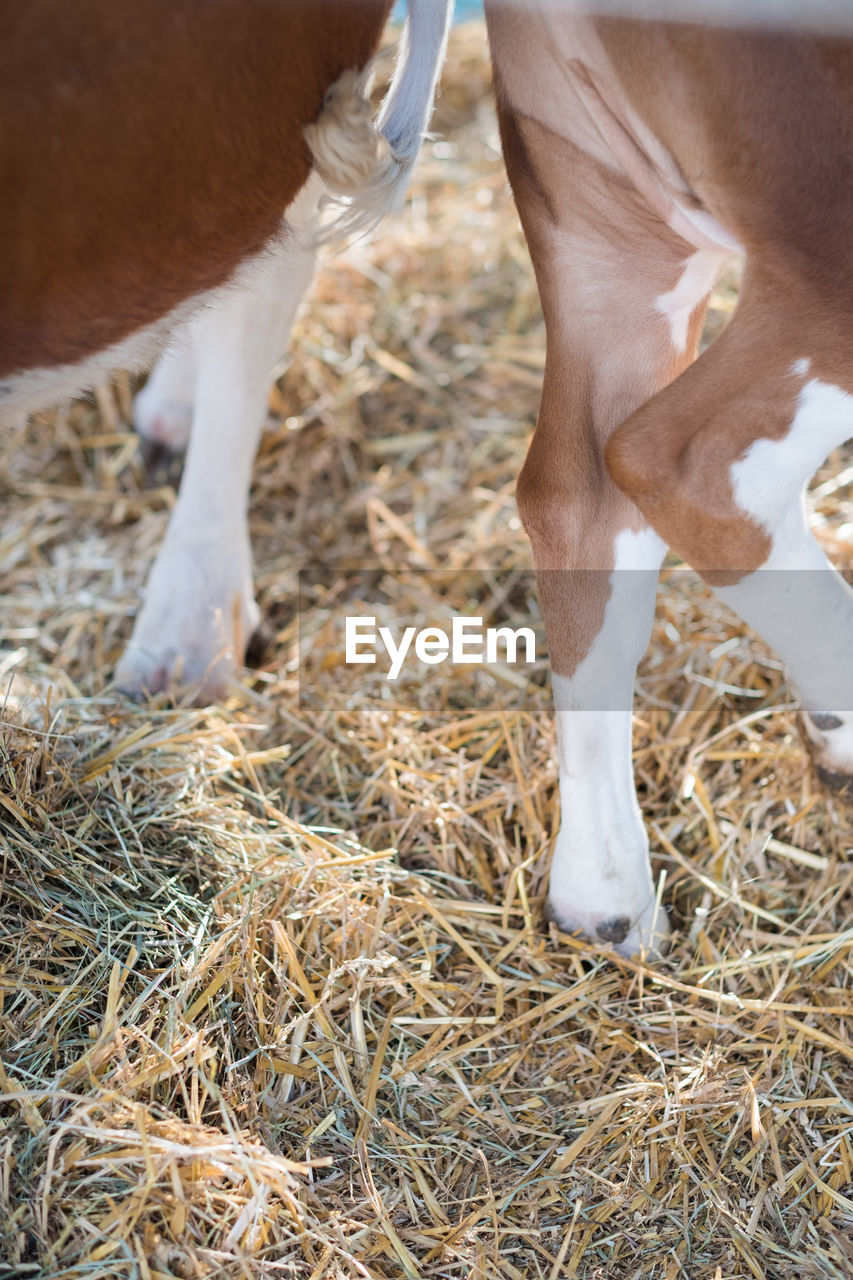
[717,374,853,780]
[116,186,318,696]
[549,705,667,953]
[546,527,670,956]
[717,516,853,779]
[133,339,197,450]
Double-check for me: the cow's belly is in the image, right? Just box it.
[0,301,190,427]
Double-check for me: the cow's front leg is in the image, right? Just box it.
[115,190,317,698]
[488,73,725,952]
[542,525,669,954]
[519,423,670,954]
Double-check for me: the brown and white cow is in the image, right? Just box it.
[1,0,450,689]
[486,3,853,953]
[5,2,852,960]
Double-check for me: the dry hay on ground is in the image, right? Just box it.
[1,22,852,1280]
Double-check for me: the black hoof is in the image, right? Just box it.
[595,916,631,945]
[245,623,275,669]
[815,762,853,796]
[138,437,185,487]
[808,712,844,732]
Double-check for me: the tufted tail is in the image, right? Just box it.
[304,0,453,236]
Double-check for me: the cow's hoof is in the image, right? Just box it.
[137,437,185,487]
[801,711,853,796]
[244,622,275,669]
[114,645,243,703]
[814,762,853,795]
[545,893,671,960]
[115,530,260,703]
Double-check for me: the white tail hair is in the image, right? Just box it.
[304,0,453,237]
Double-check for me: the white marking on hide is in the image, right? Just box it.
[730,377,853,535]
[790,357,811,379]
[547,527,670,955]
[717,376,853,736]
[654,249,726,355]
[0,299,201,427]
[549,704,666,955]
[555,526,665,710]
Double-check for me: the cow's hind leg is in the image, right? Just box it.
[608,273,853,789]
[718,376,853,788]
[133,339,196,453]
[115,184,318,698]
[495,101,725,954]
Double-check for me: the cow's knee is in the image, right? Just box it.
[605,347,777,585]
[515,453,581,565]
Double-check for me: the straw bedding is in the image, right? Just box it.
[1,22,852,1280]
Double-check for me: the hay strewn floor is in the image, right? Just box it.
[2,23,852,1280]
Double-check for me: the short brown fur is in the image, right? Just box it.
[0,0,391,377]
[596,21,853,582]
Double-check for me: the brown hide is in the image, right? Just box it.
[0,0,392,378]
[594,20,853,291]
[596,23,853,580]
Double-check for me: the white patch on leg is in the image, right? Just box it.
[654,249,725,355]
[547,527,671,956]
[113,513,261,697]
[717,375,853,774]
[549,706,668,956]
[730,376,853,532]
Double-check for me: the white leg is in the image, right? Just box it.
[716,374,853,783]
[547,527,671,956]
[115,185,318,697]
[133,339,197,451]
